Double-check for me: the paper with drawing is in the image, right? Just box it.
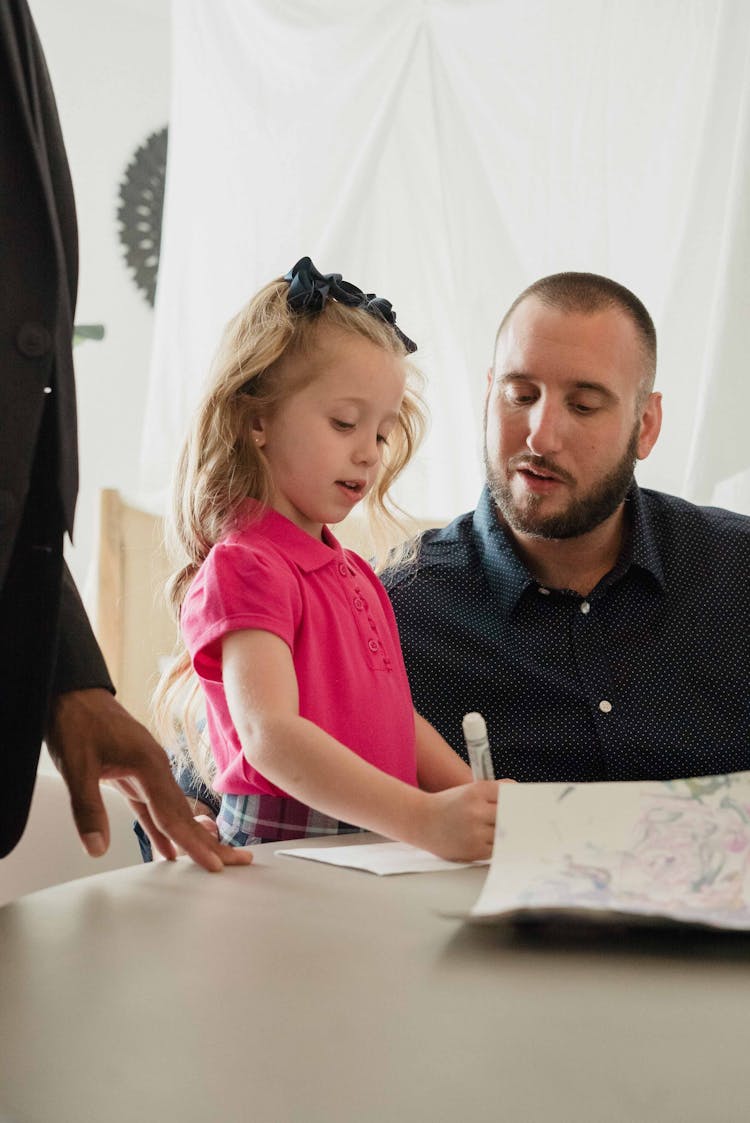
[470,771,750,929]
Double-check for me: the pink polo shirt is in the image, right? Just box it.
[181,508,418,796]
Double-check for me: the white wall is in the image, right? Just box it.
[28,0,750,602]
[28,0,171,594]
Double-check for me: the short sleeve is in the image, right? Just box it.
[181,538,302,681]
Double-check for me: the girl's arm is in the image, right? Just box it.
[414,710,473,791]
[222,629,499,861]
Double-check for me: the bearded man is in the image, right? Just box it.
[381,272,750,783]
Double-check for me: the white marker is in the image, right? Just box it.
[462,712,495,781]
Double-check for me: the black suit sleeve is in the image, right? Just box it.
[52,563,114,696]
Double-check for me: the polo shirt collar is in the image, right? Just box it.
[250,507,345,573]
[471,480,665,616]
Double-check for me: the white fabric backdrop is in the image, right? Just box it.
[141,0,750,520]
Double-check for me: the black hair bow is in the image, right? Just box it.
[283,256,417,354]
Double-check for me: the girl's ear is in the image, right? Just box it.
[251,417,266,448]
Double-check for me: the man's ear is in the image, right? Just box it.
[636,392,662,460]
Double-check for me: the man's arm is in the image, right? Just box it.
[53,562,114,693]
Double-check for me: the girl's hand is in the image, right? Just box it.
[416,780,510,862]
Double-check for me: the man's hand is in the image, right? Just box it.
[45,688,252,873]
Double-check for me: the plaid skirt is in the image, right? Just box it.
[217,792,363,846]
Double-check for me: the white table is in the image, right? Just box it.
[1,833,749,1123]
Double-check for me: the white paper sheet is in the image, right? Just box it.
[468,771,750,930]
[276,841,488,876]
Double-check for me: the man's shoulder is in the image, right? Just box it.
[380,509,477,594]
[639,486,750,545]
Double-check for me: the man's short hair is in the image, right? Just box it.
[495,272,657,400]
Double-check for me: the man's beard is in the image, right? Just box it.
[484,423,640,540]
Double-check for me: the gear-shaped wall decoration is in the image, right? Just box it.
[116,126,168,307]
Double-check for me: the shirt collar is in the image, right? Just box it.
[471,481,665,615]
[236,505,344,574]
[472,486,533,614]
[620,483,666,590]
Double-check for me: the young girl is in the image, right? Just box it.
[158,257,500,861]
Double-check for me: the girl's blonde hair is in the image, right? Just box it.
[153,275,425,786]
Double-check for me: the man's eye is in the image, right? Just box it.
[506,391,535,405]
[572,402,597,414]
[331,419,354,431]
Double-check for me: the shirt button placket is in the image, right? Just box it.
[570,595,618,761]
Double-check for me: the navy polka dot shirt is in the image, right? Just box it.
[381,484,750,783]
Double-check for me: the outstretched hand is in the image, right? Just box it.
[45,688,252,872]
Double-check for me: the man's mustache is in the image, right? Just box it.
[507,455,576,487]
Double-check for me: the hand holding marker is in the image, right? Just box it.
[462,712,495,781]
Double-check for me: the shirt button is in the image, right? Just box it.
[599,700,613,714]
[538,587,550,596]
[367,639,379,653]
[338,563,348,577]
[353,596,364,610]
[580,600,591,614]
[16,321,52,358]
